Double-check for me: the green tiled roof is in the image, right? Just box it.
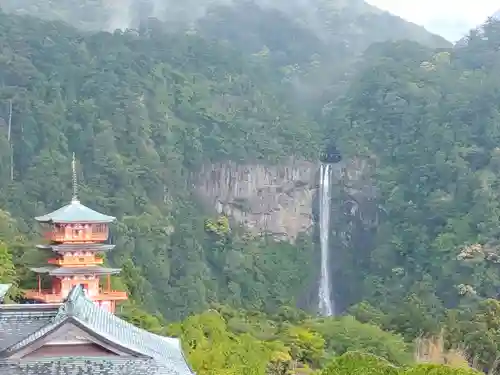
[0,286,195,375]
[52,267,121,276]
[30,265,121,276]
[29,266,58,274]
[36,243,116,253]
[35,199,115,223]
[30,266,121,276]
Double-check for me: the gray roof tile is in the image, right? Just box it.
[0,357,158,375]
[35,200,115,224]
[0,305,59,351]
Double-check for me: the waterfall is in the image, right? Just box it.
[318,163,334,316]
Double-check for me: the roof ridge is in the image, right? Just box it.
[61,285,85,317]
[69,287,185,359]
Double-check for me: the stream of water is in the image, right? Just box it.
[318,163,334,316]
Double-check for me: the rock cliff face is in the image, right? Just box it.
[194,158,375,242]
[195,159,317,241]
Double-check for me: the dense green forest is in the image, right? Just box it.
[0,8,325,320]
[1,0,500,373]
[0,0,449,107]
[333,19,500,313]
[0,0,450,321]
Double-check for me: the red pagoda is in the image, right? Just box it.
[24,154,127,313]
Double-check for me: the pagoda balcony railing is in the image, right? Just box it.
[47,257,104,266]
[24,289,64,303]
[44,232,109,243]
[24,289,128,302]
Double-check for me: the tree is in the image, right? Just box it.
[0,241,15,283]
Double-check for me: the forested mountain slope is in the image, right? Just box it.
[0,0,450,322]
[1,1,500,374]
[0,0,449,106]
[194,1,449,105]
[0,9,321,320]
[328,18,500,320]
[0,0,449,49]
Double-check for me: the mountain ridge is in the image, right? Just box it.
[0,0,449,46]
[0,0,449,109]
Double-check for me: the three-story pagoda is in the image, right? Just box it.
[24,155,127,313]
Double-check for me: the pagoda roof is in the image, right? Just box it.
[35,199,116,224]
[0,285,194,375]
[30,266,121,276]
[36,243,116,252]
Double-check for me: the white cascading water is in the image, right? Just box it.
[318,163,334,316]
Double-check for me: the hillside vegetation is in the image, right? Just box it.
[1,0,500,374]
[0,0,448,321]
[0,8,322,320]
[0,0,449,48]
[0,0,449,106]
[331,18,500,311]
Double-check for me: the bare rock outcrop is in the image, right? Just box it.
[194,157,375,242]
[195,159,316,241]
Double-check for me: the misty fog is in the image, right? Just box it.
[0,0,366,32]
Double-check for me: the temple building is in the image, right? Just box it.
[0,284,194,374]
[0,155,194,375]
[24,155,127,313]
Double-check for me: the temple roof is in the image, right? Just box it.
[37,243,116,252]
[0,285,194,375]
[1,357,159,375]
[30,266,121,276]
[35,199,116,224]
[0,304,59,351]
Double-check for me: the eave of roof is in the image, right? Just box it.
[36,244,116,252]
[50,267,121,276]
[0,356,159,375]
[29,266,121,276]
[35,199,116,224]
[0,315,148,359]
[29,266,58,274]
[0,304,61,312]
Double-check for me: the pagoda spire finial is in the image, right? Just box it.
[72,152,79,202]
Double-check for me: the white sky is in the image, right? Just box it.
[366,0,499,41]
